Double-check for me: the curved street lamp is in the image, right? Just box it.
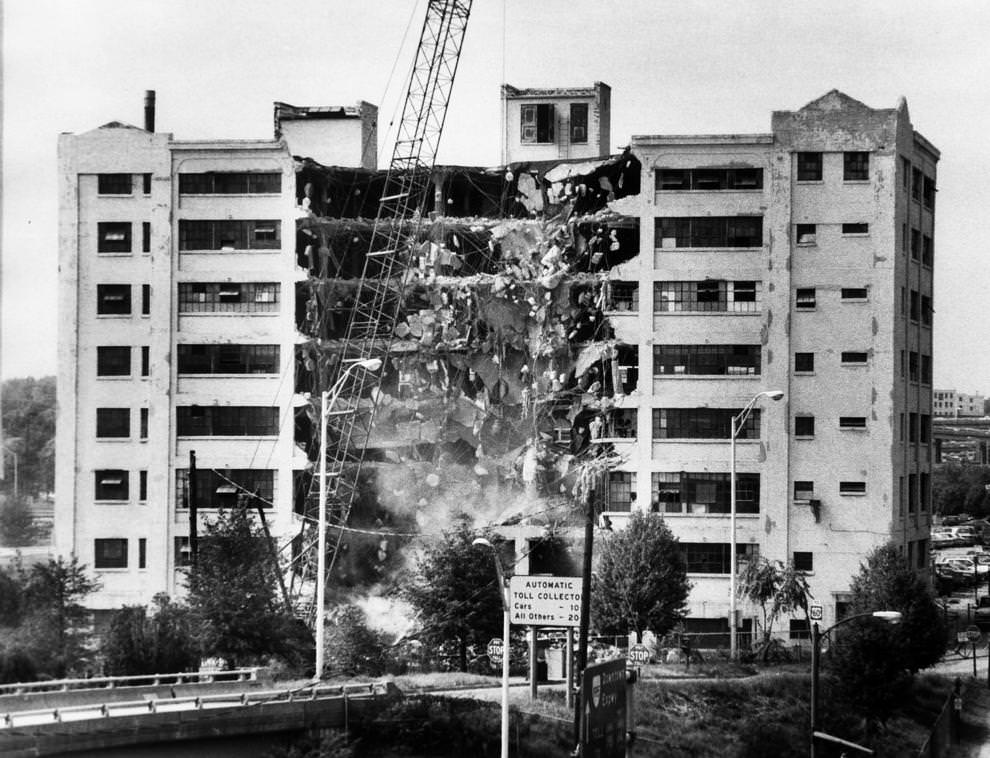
[472,537,510,758]
[729,390,784,660]
[314,357,383,681]
[810,610,902,757]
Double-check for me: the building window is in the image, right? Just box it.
[920,473,931,511]
[94,538,128,569]
[653,408,760,440]
[901,223,907,253]
[177,282,280,313]
[923,176,936,209]
[98,174,132,195]
[97,284,132,315]
[175,468,276,509]
[139,470,148,502]
[841,352,868,365]
[843,152,869,181]
[793,552,814,572]
[175,537,192,567]
[176,406,279,436]
[921,355,932,385]
[652,472,760,515]
[795,288,816,310]
[653,344,760,376]
[912,167,922,200]
[655,217,763,248]
[140,408,149,440]
[908,351,919,382]
[178,220,282,251]
[142,222,151,253]
[795,224,816,245]
[602,409,637,439]
[794,353,814,373]
[910,229,920,260]
[654,280,761,313]
[142,173,152,194]
[97,346,131,376]
[141,346,150,377]
[901,157,911,190]
[178,172,282,195]
[604,472,635,513]
[922,235,933,267]
[95,470,129,501]
[520,103,555,144]
[841,223,869,235]
[138,538,147,569]
[839,416,867,430]
[141,284,150,316]
[655,168,763,192]
[605,282,639,312]
[909,290,920,321]
[840,481,867,495]
[794,481,815,499]
[795,416,815,437]
[97,222,132,253]
[176,344,281,375]
[921,414,931,444]
[96,408,130,438]
[681,543,759,574]
[841,288,868,301]
[569,103,588,144]
[796,152,822,181]
[908,412,919,443]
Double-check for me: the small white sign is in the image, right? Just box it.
[509,575,583,627]
[810,605,823,621]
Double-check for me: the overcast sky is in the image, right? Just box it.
[3,0,988,392]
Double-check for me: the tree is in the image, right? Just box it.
[185,508,309,669]
[0,494,42,546]
[932,463,990,517]
[402,520,507,672]
[19,556,100,677]
[322,604,392,677]
[738,558,814,660]
[591,512,690,640]
[1,376,56,497]
[827,543,947,726]
[102,595,199,675]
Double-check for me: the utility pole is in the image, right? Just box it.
[188,450,198,566]
[572,480,596,754]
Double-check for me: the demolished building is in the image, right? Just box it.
[57,87,938,641]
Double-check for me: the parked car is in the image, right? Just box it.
[951,526,982,547]
[932,529,961,549]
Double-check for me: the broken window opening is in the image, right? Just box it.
[653,344,761,376]
[98,222,132,254]
[569,103,588,144]
[520,103,555,144]
[98,174,132,195]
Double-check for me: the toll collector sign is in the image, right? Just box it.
[509,575,583,627]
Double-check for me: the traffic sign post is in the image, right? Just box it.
[628,644,650,665]
[487,638,504,669]
[810,605,823,622]
[967,625,982,677]
[509,576,583,627]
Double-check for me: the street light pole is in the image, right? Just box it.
[809,610,902,758]
[473,538,510,758]
[729,390,784,660]
[313,357,382,681]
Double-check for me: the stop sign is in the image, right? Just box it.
[628,644,650,664]
[487,637,504,666]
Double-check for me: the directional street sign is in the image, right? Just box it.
[581,657,627,758]
[966,625,982,642]
[509,575,583,627]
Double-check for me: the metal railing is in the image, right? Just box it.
[0,668,263,697]
[1,681,389,729]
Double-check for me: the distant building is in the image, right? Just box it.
[934,389,986,418]
[501,82,611,163]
